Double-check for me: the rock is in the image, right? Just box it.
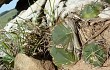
[98,7,110,18]
[4,0,47,32]
[4,0,102,31]
[45,0,101,26]
[13,53,45,70]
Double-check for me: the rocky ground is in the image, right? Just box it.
[1,0,110,70]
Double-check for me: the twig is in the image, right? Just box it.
[83,20,110,46]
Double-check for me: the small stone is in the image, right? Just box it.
[13,53,45,70]
[99,7,110,18]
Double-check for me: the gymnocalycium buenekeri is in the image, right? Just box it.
[51,23,78,67]
[80,2,103,19]
[82,43,107,67]
[51,23,72,47]
[50,46,78,67]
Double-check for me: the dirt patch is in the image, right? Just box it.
[65,58,110,70]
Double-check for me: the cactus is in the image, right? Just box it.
[80,2,103,19]
[82,43,107,67]
[52,23,72,47]
[51,23,78,67]
[50,46,77,67]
